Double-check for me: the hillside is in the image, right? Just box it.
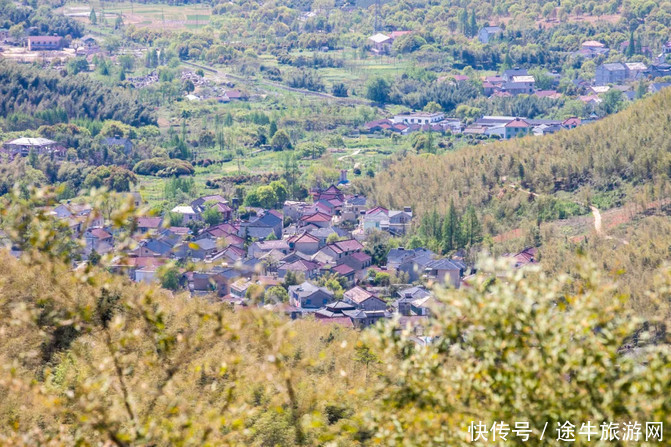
[0,193,669,445]
[361,88,671,234]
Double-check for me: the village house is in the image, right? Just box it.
[478,26,503,44]
[2,137,66,159]
[395,286,432,316]
[287,231,321,255]
[289,281,334,310]
[423,258,466,288]
[343,286,387,312]
[313,239,364,265]
[249,240,290,259]
[299,211,332,228]
[501,74,536,95]
[392,112,445,125]
[27,36,64,51]
[386,247,436,282]
[170,205,201,225]
[278,258,321,279]
[84,227,113,255]
[368,33,393,54]
[239,210,283,240]
[136,217,163,234]
[102,137,133,154]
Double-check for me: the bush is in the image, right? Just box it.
[133,158,195,177]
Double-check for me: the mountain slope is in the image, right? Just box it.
[361,89,671,233]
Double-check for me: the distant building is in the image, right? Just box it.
[478,26,502,44]
[369,33,393,54]
[595,63,626,86]
[103,137,133,154]
[503,75,535,95]
[27,36,63,51]
[289,281,334,310]
[2,137,66,159]
[392,112,445,125]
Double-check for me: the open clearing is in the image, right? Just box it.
[60,1,211,30]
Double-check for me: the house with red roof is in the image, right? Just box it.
[343,286,387,312]
[299,211,332,228]
[136,217,163,233]
[288,231,321,255]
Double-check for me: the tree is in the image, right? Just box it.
[468,10,477,37]
[269,181,288,205]
[332,83,348,97]
[114,14,124,30]
[256,185,279,209]
[368,260,671,444]
[184,80,195,93]
[319,273,345,299]
[90,8,97,24]
[265,286,289,303]
[374,271,390,286]
[459,204,482,246]
[627,30,636,57]
[441,199,460,253]
[158,265,181,291]
[601,89,624,115]
[88,249,101,266]
[268,120,277,138]
[167,211,184,227]
[202,206,222,226]
[245,284,265,304]
[67,58,89,75]
[365,77,390,104]
[423,101,442,113]
[270,130,292,151]
[9,24,24,41]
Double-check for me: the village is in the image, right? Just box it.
[0,173,533,332]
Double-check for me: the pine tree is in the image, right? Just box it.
[441,199,459,253]
[469,11,477,38]
[460,205,482,247]
[627,31,635,57]
[90,8,97,24]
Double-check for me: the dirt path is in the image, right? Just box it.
[590,206,602,234]
[338,149,361,161]
[507,183,629,244]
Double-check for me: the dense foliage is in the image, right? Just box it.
[362,88,671,233]
[0,62,156,128]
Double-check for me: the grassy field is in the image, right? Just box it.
[60,1,212,31]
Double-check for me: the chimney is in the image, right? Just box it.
[403,206,412,213]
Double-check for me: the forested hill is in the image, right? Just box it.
[0,62,156,127]
[361,88,671,223]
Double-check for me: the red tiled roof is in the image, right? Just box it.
[365,206,388,216]
[332,264,355,275]
[28,36,62,43]
[288,232,320,244]
[137,217,162,228]
[505,119,531,128]
[89,228,112,239]
[300,212,331,223]
[331,239,364,253]
[349,251,372,262]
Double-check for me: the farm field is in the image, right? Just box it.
[60,1,212,30]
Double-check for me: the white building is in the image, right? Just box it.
[392,112,445,125]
